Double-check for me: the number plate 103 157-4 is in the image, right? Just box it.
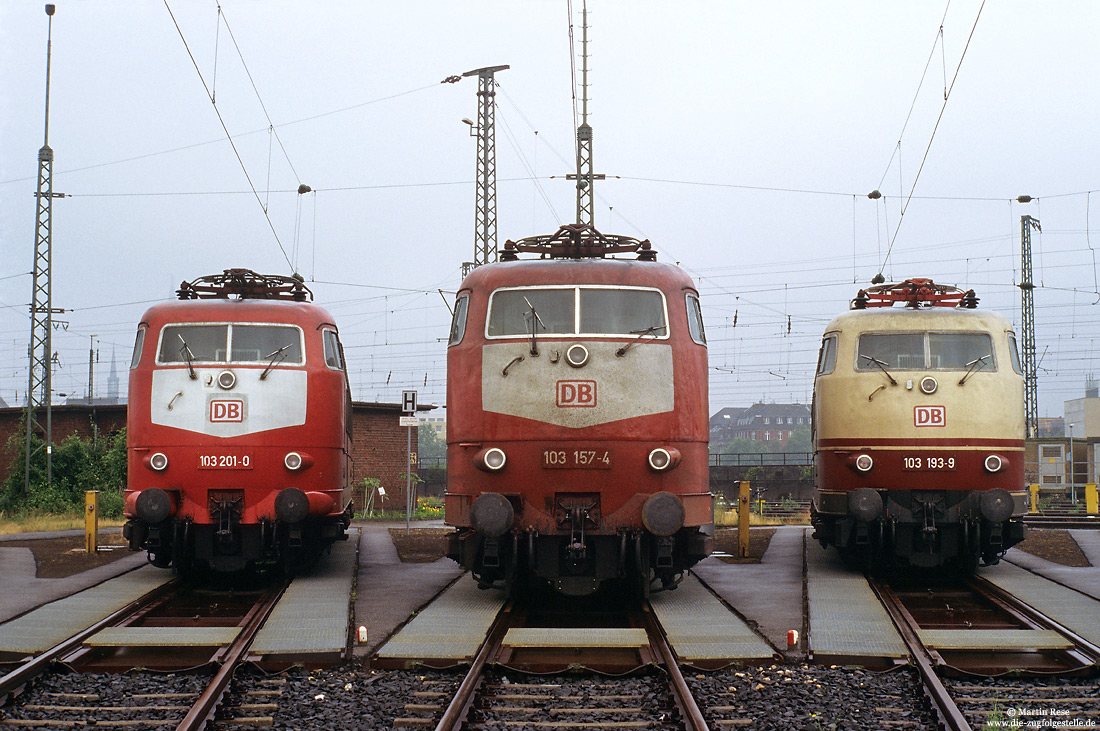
[901,454,957,471]
[543,449,611,469]
[198,453,253,470]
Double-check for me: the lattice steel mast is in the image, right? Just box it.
[461,65,509,277]
[566,1,604,226]
[1019,214,1041,438]
[24,4,66,495]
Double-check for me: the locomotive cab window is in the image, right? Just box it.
[1007,334,1023,375]
[231,325,303,364]
[487,286,668,338]
[130,326,146,369]
[856,332,994,371]
[157,324,304,365]
[580,289,666,335]
[159,325,228,363]
[488,288,574,336]
[448,293,470,346]
[816,334,837,375]
[686,293,706,345]
[323,329,345,370]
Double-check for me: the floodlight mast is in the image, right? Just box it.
[24,4,66,495]
[461,65,509,277]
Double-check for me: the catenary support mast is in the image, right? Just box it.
[1019,214,1041,438]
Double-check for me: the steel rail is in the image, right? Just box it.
[967,574,1100,665]
[174,582,288,731]
[0,578,180,705]
[641,605,710,731]
[1022,515,1100,530]
[432,602,514,731]
[867,577,972,731]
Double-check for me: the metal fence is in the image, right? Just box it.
[709,452,813,467]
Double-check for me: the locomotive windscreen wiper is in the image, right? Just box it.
[177,334,197,380]
[260,344,292,380]
[957,354,989,386]
[859,354,897,385]
[616,325,662,357]
[523,297,545,357]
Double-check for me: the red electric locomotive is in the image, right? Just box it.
[445,225,712,596]
[123,269,353,576]
[811,278,1028,570]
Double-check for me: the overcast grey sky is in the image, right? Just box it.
[1,1,1097,418]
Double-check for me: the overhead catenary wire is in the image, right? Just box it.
[878,0,987,278]
[162,0,294,272]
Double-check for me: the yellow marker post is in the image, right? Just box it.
[85,491,99,554]
[1086,483,1098,516]
[1029,484,1040,514]
[738,481,750,559]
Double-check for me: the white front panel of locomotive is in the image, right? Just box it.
[149,368,307,436]
[481,341,674,428]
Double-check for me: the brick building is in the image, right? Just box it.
[711,402,810,446]
[0,402,424,513]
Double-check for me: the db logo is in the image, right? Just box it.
[914,405,946,427]
[557,380,597,408]
[210,400,244,423]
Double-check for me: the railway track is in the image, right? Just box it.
[0,581,286,731]
[410,598,710,731]
[869,574,1100,731]
[1022,514,1100,530]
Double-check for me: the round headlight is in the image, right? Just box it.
[217,370,237,390]
[854,454,873,472]
[649,448,672,471]
[149,452,169,471]
[984,454,1003,473]
[479,447,506,471]
[919,376,938,394]
[285,452,303,470]
[565,344,589,368]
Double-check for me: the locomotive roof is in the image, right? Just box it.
[823,304,1014,335]
[459,256,698,292]
[138,297,338,329]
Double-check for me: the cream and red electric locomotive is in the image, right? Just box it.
[445,225,712,596]
[811,278,1027,570]
[123,269,353,576]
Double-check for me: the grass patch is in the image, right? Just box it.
[0,511,127,537]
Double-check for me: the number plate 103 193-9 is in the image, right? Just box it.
[901,454,957,471]
[198,453,253,470]
[543,448,611,469]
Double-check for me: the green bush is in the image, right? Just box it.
[1,424,127,518]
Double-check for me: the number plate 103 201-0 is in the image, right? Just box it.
[198,453,253,470]
[542,448,611,469]
[901,454,957,471]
